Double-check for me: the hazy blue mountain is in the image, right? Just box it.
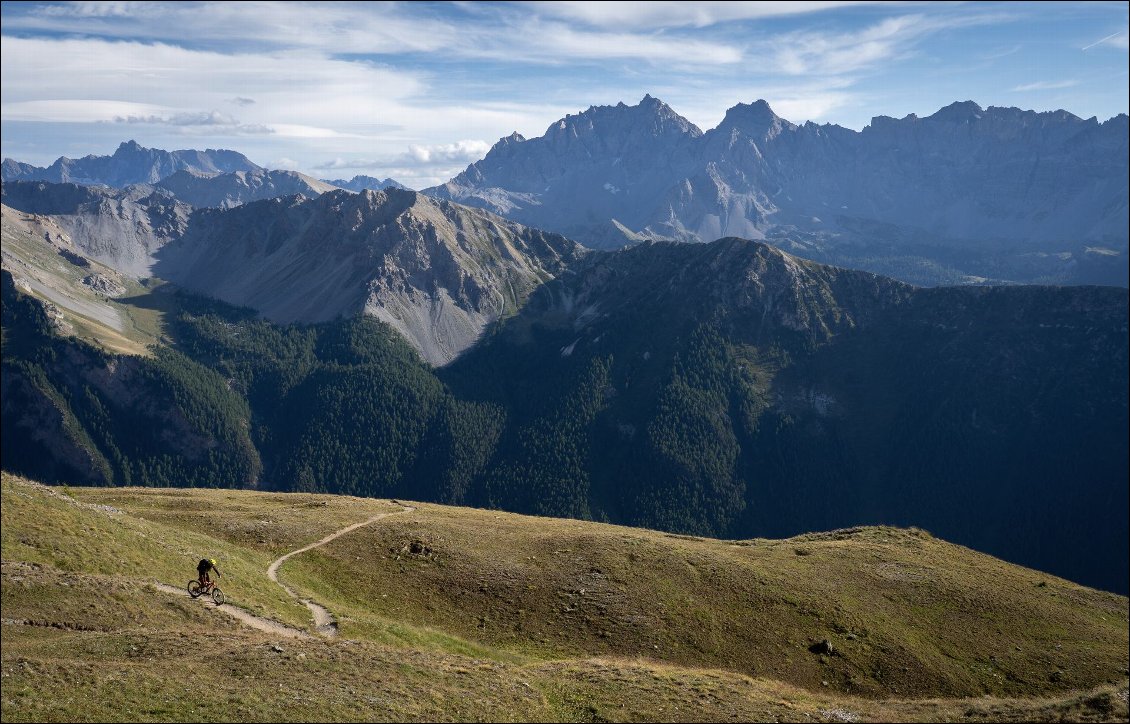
[1,140,262,187]
[429,98,1129,286]
[323,175,410,192]
[155,169,339,208]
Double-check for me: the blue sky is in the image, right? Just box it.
[1,1,1127,188]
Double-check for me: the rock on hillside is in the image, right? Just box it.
[156,188,585,364]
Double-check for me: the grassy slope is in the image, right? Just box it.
[2,473,1127,723]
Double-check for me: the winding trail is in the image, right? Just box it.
[266,505,415,637]
[160,502,414,640]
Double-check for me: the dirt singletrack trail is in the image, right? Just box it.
[266,503,416,637]
[162,501,415,639]
[152,582,314,639]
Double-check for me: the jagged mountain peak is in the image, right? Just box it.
[718,99,797,138]
[550,94,703,139]
[427,96,1127,284]
[926,100,985,123]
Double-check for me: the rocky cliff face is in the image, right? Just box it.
[1,140,261,187]
[429,98,1129,285]
[154,188,584,364]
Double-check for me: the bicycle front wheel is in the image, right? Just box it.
[211,587,225,606]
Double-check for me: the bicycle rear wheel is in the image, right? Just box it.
[211,587,225,606]
[187,580,203,598]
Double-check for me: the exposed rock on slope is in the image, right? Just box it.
[2,181,191,277]
[2,140,261,187]
[156,188,585,364]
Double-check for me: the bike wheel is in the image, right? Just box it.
[211,587,225,606]
[187,580,203,598]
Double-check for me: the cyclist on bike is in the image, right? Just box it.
[197,557,220,590]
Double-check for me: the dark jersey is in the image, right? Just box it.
[198,559,213,575]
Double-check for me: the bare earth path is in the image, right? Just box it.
[160,502,414,639]
[266,505,415,637]
[152,582,314,639]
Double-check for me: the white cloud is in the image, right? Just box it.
[5,2,745,68]
[404,140,493,164]
[1082,30,1129,51]
[0,37,423,131]
[764,12,1007,76]
[530,1,883,30]
[1011,80,1079,92]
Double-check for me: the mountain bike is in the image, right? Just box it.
[187,579,226,605]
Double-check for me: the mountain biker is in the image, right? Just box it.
[197,557,220,590]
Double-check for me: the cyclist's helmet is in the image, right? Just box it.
[210,558,217,565]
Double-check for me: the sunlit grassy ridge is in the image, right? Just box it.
[2,473,1127,723]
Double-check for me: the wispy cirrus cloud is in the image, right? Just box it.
[528,1,885,30]
[1082,30,1128,51]
[765,11,1009,77]
[111,110,270,132]
[1011,80,1079,92]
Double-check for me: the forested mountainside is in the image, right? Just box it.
[3,236,1126,594]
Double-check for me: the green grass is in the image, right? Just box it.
[3,473,1127,722]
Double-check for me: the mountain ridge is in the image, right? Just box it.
[427,96,1128,286]
[1,139,262,187]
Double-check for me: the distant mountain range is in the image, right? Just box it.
[1,140,262,186]
[2,141,410,208]
[154,168,339,209]
[428,96,1129,286]
[323,175,411,192]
